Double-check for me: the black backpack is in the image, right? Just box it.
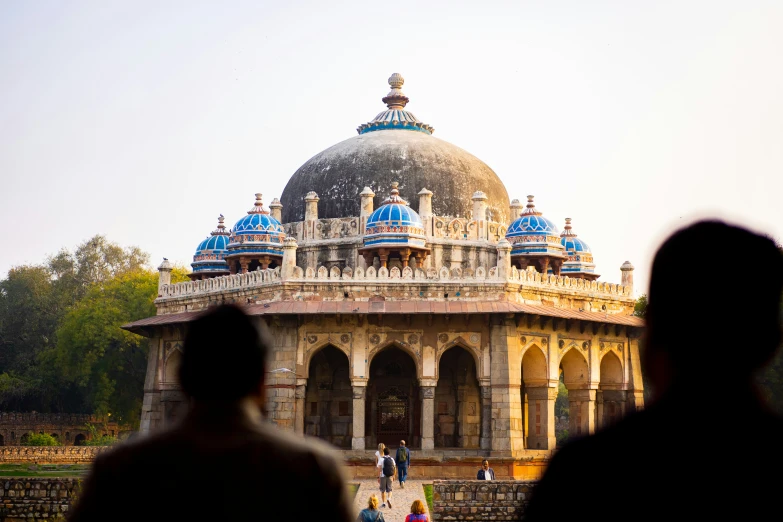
[382,456,395,477]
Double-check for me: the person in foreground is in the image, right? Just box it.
[476,459,495,480]
[67,304,354,522]
[405,499,429,522]
[523,220,783,521]
[357,495,385,522]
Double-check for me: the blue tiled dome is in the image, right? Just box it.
[227,193,285,258]
[559,218,599,278]
[505,196,565,257]
[191,215,231,277]
[364,183,426,249]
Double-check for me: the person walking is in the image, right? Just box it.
[395,439,411,488]
[379,447,396,508]
[404,500,429,522]
[357,495,385,522]
[66,304,354,522]
[374,442,385,488]
[476,459,495,480]
[523,220,783,521]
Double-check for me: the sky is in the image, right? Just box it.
[1,0,781,296]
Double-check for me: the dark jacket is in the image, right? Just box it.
[67,400,354,522]
[476,468,495,480]
[395,446,411,466]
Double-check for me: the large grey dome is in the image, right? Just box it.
[280,74,510,224]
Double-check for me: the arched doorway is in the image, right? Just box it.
[521,344,549,449]
[19,433,30,445]
[599,351,624,429]
[560,348,590,439]
[435,346,480,448]
[305,345,351,448]
[367,346,420,449]
[74,434,86,446]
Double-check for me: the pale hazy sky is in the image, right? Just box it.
[2,1,781,296]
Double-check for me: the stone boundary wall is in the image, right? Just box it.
[0,478,80,521]
[432,480,537,521]
[0,447,107,464]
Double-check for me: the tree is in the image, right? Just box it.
[633,294,647,318]
[24,433,61,446]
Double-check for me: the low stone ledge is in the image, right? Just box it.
[432,480,537,521]
[0,447,108,464]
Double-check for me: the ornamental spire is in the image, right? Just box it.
[247,193,269,215]
[521,195,543,216]
[561,218,577,237]
[212,214,230,236]
[357,73,434,135]
[382,73,410,110]
[380,182,409,206]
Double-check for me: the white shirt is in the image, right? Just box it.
[375,451,383,478]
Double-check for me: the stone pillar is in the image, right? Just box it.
[351,384,366,450]
[304,191,319,240]
[496,239,512,279]
[620,261,634,294]
[420,384,436,450]
[281,237,298,280]
[139,336,164,436]
[269,197,283,222]
[157,258,173,297]
[489,316,525,454]
[627,336,645,412]
[480,384,492,450]
[294,384,306,436]
[525,386,557,450]
[567,389,597,437]
[418,188,434,237]
[509,199,524,224]
[359,186,375,232]
[472,191,488,223]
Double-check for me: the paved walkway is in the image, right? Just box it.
[351,478,431,522]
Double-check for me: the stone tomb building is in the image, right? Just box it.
[123,74,645,477]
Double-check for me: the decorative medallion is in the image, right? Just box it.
[340,334,350,344]
[408,334,419,345]
[558,340,565,349]
[617,343,623,351]
[438,333,449,344]
[436,222,443,228]
[520,336,527,345]
[541,338,548,346]
[370,334,381,345]
[582,341,589,350]
[470,334,479,344]
[307,335,317,344]
[600,342,605,349]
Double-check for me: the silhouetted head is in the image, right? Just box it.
[179,304,270,401]
[383,447,390,456]
[644,220,783,384]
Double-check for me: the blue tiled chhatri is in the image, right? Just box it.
[364,182,426,249]
[559,218,599,279]
[227,193,286,258]
[190,215,231,278]
[505,195,566,258]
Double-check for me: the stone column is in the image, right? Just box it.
[627,336,645,413]
[620,261,634,294]
[269,197,283,222]
[294,384,306,436]
[140,336,164,436]
[420,384,436,450]
[359,186,375,233]
[525,386,557,450]
[489,316,525,454]
[418,188,434,237]
[304,191,320,240]
[509,199,524,224]
[480,384,492,450]
[567,389,597,437]
[472,191,488,227]
[157,258,173,297]
[496,239,512,280]
[351,384,366,450]
[280,237,298,280]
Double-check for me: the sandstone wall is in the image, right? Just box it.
[0,447,106,464]
[0,478,80,521]
[432,480,537,521]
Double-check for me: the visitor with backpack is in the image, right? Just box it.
[379,447,396,508]
[395,439,411,488]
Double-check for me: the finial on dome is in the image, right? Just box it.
[521,195,542,216]
[561,217,576,237]
[212,214,230,236]
[380,181,408,206]
[382,73,410,110]
[247,193,269,215]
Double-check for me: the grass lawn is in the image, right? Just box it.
[0,464,90,477]
[348,483,360,500]
[423,483,434,514]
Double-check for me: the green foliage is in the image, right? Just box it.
[633,294,648,318]
[555,378,569,417]
[423,483,434,514]
[81,423,118,446]
[24,433,61,446]
[556,429,570,446]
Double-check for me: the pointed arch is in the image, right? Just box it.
[164,349,182,384]
[302,339,351,379]
[560,347,589,389]
[367,340,421,378]
[436,338,481,381]
[304,344,352,448]
[600,350,623,387]
[521,344,548,386]
[435,344,481,448]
